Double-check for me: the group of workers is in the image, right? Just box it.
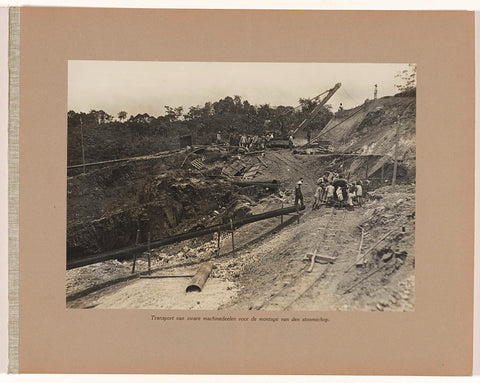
[218,132,275,151]
[294,173,368,211]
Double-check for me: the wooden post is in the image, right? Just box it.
[131,255,137,274]
[147,232,151,274]
[131,229,140,274]
[79,117,86,174]
[392,116,400,189]
[281,203,284,224]
[230,219,235,256]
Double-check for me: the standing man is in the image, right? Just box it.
[216,130,222,144]
[374,84,378,100]
[356,180,363,207]
[336,184,344,208]
[289,134,294,150]
[295,179,304,208]
[325,182,335,204]
[313,181,323,210]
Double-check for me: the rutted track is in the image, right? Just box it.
[258,208,347,310]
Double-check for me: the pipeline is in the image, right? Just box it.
[67,204,305,270]
[231,180,279,189]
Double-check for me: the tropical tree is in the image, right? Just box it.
[118,111,127,121]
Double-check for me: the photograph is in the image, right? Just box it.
[66,61,416,311]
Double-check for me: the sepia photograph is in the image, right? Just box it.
[66,61,416,311]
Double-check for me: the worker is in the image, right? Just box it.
[347,183,356,210]
[216,131,222,144]
[294,180,304,208]
[288,134,294,150]
[374,84,378,100]
[313,182,323,210]
[325,182,335,205]
[338,103,344,112]
[336,184,344,208]
[363,179,370,201]
[356,180,363,207]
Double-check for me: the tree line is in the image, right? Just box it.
[67,95,333,166]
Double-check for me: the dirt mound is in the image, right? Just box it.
[335,184,415,311]
[306,96,416,184]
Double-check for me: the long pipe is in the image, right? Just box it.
[67,204,305,270]
[231,181,279,188]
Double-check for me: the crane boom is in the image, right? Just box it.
[292,82,341,136]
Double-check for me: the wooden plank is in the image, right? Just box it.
[355,227,365,266]
[344,230,394,273]
[305,252,336,264]
[307,249,317,273]
[257,156,268,168]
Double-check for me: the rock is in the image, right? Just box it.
[376,303,384,311]
[390,297,397,304]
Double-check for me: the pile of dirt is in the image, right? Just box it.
[304,96,416,184]
[337,184,416,311]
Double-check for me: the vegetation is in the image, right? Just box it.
[67,95,333,166]
[394,64,416,97]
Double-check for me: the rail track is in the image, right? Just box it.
[259,207,347,310]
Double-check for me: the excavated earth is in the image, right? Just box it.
[67,95,416,311]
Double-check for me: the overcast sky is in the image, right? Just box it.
[68,61,413,117]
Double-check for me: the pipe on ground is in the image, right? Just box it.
[186,262,214,293]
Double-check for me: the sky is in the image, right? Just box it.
[68,61,414,117]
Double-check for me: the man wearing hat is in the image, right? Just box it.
[295,179,304,208]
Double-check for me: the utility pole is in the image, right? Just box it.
[392,115,400,189]
[79,116,86,174]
